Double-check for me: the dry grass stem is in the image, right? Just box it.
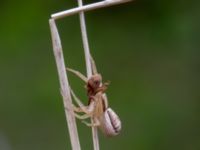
[76,0,100,149]
[49,19,81,150]
[51,0,133,20]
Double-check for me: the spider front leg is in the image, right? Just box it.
[70,87,96,115]
[66,68,88,83]
[61,87,96,121]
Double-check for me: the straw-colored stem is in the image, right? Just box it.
[51,0,133,20]
[77,0,100,149]
[77,0,92,77]
[49,19,81,150]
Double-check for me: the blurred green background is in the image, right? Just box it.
[0,0,200,150]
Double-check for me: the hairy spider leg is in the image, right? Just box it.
[82,118,100,127]
[70,87,97,119]
[66,54,98,78]
[70,88,102,128]
[66,68,88,83]
[75,113,90,120]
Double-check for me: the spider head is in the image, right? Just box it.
[88,74,102,90]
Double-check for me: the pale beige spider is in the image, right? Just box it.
[67,56,121,136]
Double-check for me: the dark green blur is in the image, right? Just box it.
[0,0,199,150]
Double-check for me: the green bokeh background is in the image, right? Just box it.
[0,0,200,150]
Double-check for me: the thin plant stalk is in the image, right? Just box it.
[49,19,81,150]
[51,0,133,20]
[76,0,100,149]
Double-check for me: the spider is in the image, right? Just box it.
[67,56,121,136]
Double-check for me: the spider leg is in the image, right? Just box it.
[73,104,85,112]
[90,54,98,75]
[70,88,85,107]
[74,113,90,120]
[82,119,100,127]
[70,87,95,114]
[66,68,88,83]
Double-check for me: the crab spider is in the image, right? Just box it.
[67,56,121,136]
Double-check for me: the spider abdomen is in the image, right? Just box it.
[100,108,121,137]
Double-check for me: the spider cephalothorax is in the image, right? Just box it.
[87,74,102,96]
[87,74,109,102]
